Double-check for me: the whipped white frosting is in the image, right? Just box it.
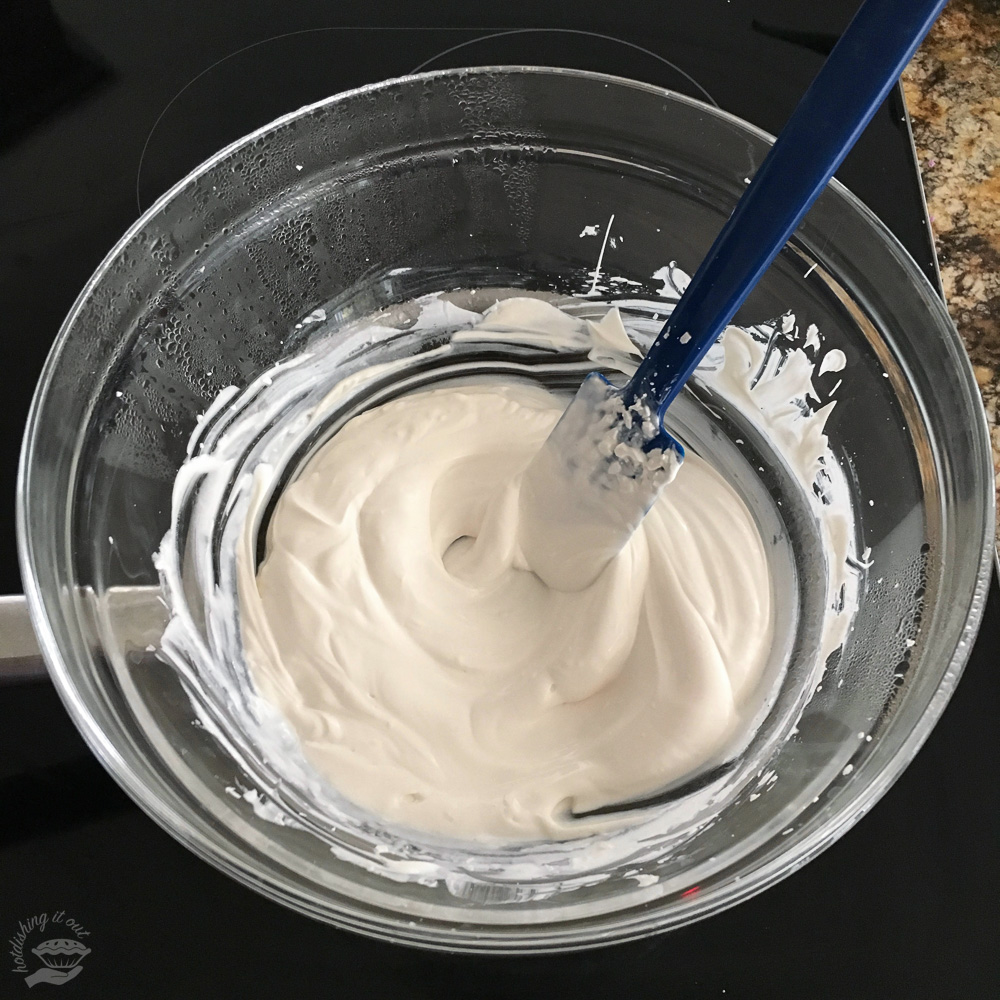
[241,365,774,839]
[155,287,862,886]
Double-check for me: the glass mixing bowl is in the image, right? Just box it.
[18,68,994,952]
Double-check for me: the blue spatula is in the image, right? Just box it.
[519,0,948,591]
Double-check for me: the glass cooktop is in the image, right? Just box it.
[0,2,994,997]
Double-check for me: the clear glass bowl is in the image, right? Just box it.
[18,68,994,952]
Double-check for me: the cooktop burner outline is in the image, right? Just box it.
[409,26,719,106]
[135,25,718,214]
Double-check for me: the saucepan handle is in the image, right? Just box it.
[0,595,47,682]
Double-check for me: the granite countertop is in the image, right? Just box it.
[902,0,1000,541]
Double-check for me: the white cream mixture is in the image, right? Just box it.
[157,290,861,874]
[239,300,774,840]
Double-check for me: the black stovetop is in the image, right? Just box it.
[1,2,995,997]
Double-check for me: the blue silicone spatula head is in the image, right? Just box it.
[519,0,948,591]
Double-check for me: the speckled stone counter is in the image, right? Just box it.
[902,0,1000,540]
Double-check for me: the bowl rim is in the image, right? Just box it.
[16,65,996,953]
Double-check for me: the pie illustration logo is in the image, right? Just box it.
[9,912,91,987]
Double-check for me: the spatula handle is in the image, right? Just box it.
[624,0,947,413]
